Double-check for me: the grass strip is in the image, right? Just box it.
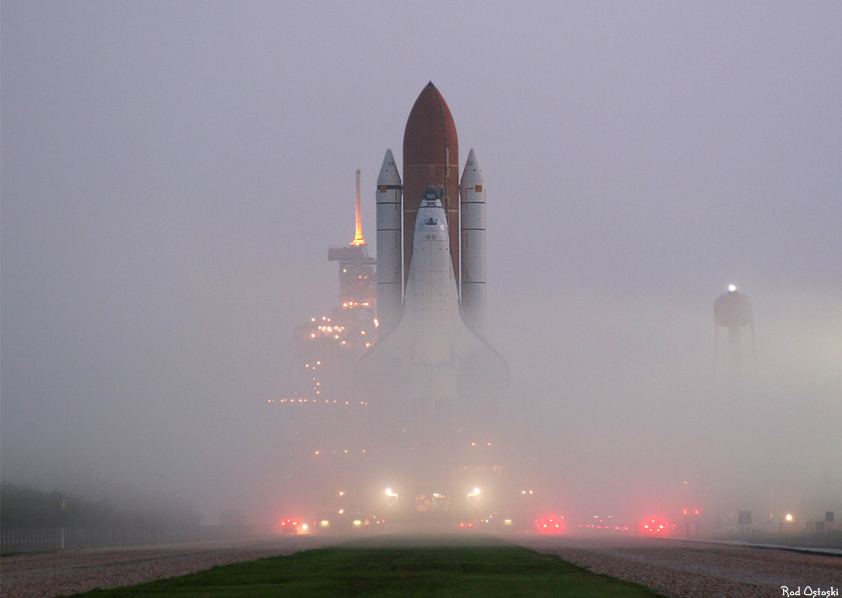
[66,534,667,597]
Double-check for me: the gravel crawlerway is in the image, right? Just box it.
[3,533,840,598]
[513,535,842,598]
[1,535,345,598]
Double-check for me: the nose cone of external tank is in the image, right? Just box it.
[403,82,459,169]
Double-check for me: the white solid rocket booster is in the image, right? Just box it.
[375,149,403,334]
[459,148,487,337]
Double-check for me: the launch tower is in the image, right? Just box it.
[328,169,377,345]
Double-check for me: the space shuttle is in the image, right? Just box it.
[362,83,508,434]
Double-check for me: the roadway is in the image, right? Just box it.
[511,534,841,598]
[3,533,839,598]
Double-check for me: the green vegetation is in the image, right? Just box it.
[1,481,200,530]
[1,481,113,528]
[67,535,667,597]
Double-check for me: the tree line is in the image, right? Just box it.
[0,481,200,529]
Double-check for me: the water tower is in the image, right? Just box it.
[714,285,755,392]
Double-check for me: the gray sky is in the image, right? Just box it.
[2,1,840,522]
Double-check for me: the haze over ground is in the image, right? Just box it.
[2,1,840,524]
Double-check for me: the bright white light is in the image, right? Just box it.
[728,284,737,292]
[467,487,481,506]
[385,488,398,507]
[785,513,793,522]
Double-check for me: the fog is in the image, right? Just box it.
[2,2,840,527]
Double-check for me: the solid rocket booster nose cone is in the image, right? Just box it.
[380,148,396,170]
[461,148,483,182]
[466,148,477,165]
[377,149,401,186]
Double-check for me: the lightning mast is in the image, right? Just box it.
[352,168,365,246]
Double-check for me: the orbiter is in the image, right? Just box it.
[364,83,508,436]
